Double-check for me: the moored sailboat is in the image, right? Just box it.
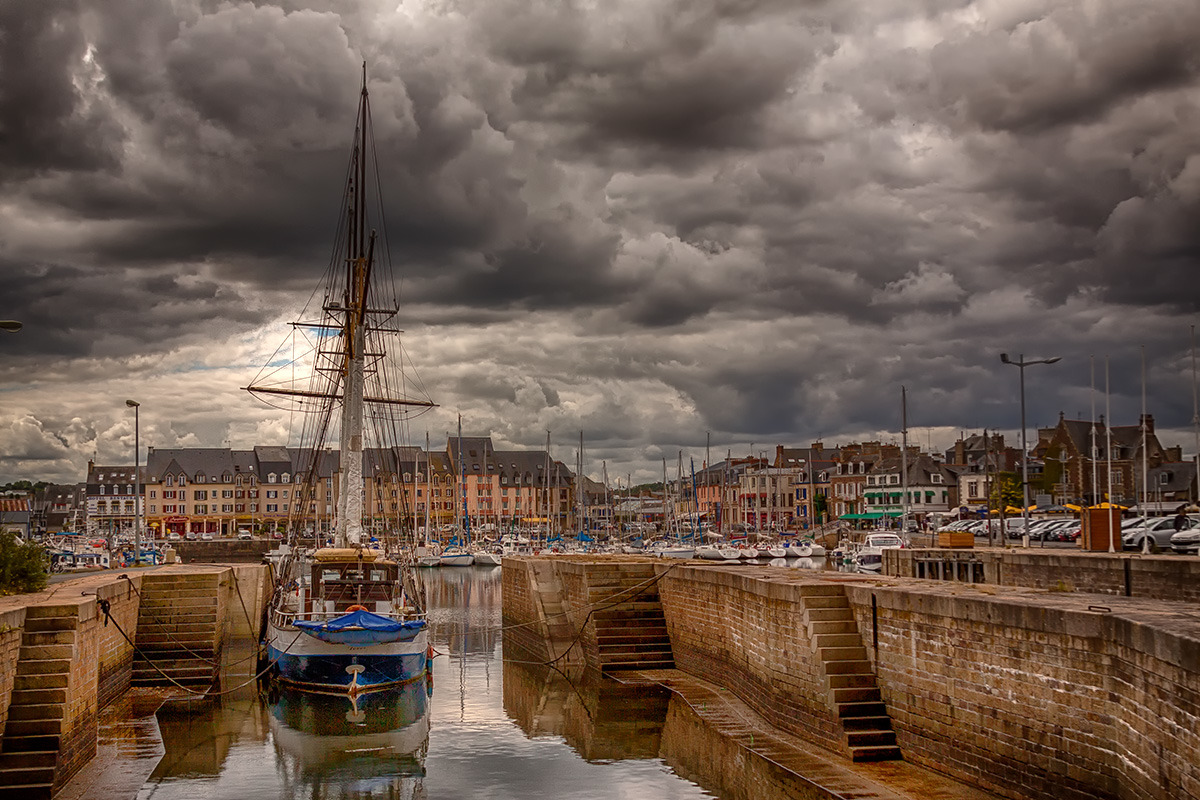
[248,67,435,695]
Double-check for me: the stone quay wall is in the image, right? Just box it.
[889,548,1200,602]
[501,557,1200,800]
[0,608,23,745]
[845,581,1198,800]
[656,566,845,753]
[0,565,270,796]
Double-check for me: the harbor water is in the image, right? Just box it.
[126,564,830,800]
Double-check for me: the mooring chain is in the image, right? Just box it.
[93,594,304,698]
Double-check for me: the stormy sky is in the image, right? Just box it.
[2,0,1199,486]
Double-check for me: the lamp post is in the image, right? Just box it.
[0,320,22,332]
[126,400,141,566]
[1000,353,1061,548]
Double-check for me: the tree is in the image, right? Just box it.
[0,531,48,595]
[813,492,829,524]
[988,472,1023,511]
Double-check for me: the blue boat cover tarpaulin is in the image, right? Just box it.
[294,609,426,646]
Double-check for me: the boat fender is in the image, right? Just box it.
[346,604,368,612]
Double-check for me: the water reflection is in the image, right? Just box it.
[138,566,821,800]
[269,684,429,800]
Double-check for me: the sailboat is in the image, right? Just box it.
[247,67,435,695]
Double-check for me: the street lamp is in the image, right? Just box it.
[126,400,142,566]
[0,320,22,332]
[1000,353,1061,548]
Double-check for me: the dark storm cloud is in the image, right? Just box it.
[3,0,1200,485]
[0,1,124,179]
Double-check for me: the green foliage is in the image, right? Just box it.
[813,492,829,523]
[988,472,1023,512]
[0,480,49,492]
[0,531,49,595]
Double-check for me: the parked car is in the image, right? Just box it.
[167,532,181,541]
[1168,517,1200,554]
[200,532,215,541]
[1121,517,1192,551]
[237,531,253,541]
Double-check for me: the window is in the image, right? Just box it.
[281,473,290,483]
[99,485,106,495]
[931,474,943,484]
[195,504,208,514]
[150,505,157,513]
[1160,472,1170,485]
[268,473,277,484]
[166,475,173,486]
[150,490,157,499]
[235,504,245,513]
[196,474,205,484]
[266,490,277,499]
[222,504,232,513]
[404,473,411,482]
[195,490,208,500]
[250,503,258,513]
[236,476,243,487]
[266,504,277,512]
[179,491,187,501]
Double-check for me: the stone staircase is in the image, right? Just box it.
[0,605,78,800]
[800,584,901,762]
[131,574,222,687]
[587,565,674,674]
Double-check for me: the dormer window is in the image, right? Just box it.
[166,475,173,487]
[268,473,277,484]
[1160,472,1170,485]
[932,474,943,484]
[282,473,291,483]
[196,473,205,484]
[404,473,412,482]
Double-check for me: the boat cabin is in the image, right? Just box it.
[306,550,402,616]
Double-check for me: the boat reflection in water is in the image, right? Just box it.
[269,678,430,800]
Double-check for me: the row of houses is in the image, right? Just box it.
[674,414,1197,531]
[9,412,1198,539]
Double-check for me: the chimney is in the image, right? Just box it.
[1140,414,1154,433]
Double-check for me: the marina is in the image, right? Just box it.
[1,545,1193,800]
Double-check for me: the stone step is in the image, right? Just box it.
[810,620,857,636]
[18,645,73,661]
[0,751,56,770]
[598,651,675,667]
[818,646,868,662]
[806,608,854,623]
[0,781,54,800]
[592,601,665,615]
[9,688,68,706]
[142,576,221,589]
[22,617,76,633]
[3,719,63,737]
[595,629,670,645]
[837,701,888,719]
[847,729,898,748]
[804,596,851,610]
[0,735,60,753]
[0,766,56,786]
[823,659,874,676]
[6,704,65,722]
[15,660,71,678]
[841,715,894,732]
[19,631,75,647]
[849,744,902,762]
[134,631,220,647]
[597,641,673,656]
[797,584,846,597]
[832,687,882,704]
[601,658,675,673]
[13,674,68,692]
[138,597,220,609]
[813,633,863,649]
[24,606,79,620]
[827,674,877,690]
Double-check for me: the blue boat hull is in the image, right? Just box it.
[267,619,429,695]
[268,646,428,694]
